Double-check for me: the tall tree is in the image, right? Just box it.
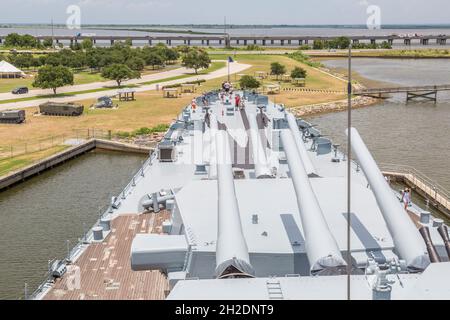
[101,63,140,87]
[82,38,94,50]
[182,49,210,74]
[291,66,307,79]
[32,65,74,95]
[270,62,286,79]
[239,75,260,89]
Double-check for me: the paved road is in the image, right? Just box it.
[0,62,251,111]
[0,66,198,101]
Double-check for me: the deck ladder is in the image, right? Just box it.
[266,278,284,300]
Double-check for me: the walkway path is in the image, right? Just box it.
[0,62,251,111]
[0,66,190,101]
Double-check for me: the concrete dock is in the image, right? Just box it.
[0,139,153,191]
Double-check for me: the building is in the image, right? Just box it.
[0,60,25,78]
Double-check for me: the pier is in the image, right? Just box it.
[354,84,450,102]
[381,164,450,218]
[1,34,449,47]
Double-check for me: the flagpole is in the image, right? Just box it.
[227,57,230,83]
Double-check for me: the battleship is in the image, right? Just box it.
[30,87,450,300]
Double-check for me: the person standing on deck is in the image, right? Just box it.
[403,188,411,210]
[235,94,241,111]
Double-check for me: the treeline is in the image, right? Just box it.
[311,37,392,50]
[0,42,181,71]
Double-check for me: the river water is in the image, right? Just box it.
[307,58,450,192]
[0,150,145,299]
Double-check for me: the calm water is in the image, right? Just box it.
[0,150,145,299]
[308,58,450,191]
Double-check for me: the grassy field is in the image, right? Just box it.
[0,64,184,94]
[0,54,345,175]
[0,145,68,176]
[0,71,107,93]
[213,54,346,106]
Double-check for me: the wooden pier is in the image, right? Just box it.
[381,164,450,218]
[355,84,450,102]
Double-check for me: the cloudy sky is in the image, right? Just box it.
[1,0,449,25]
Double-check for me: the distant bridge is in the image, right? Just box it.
[1,34,450,47]
[354,84,450,102]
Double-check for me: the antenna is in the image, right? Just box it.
[346,44,352,300]
[224,16,227,35]
[51,17,54,48]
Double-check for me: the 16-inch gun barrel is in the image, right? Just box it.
[346,128,430,271]
[281,130,346,274]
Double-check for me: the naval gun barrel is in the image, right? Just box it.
[208,112,218,179]
[286,113,317,177]
[247,110,273,179]
[419,226,441,263]
[346,128,430,271]
[281,130,346,274]
[437,225,450,259]
[215,129,254,278]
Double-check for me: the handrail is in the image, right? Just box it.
[355,84,450,95]
[380,162,450,208]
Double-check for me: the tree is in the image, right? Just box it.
[239,75,260,90]
[291,66,307,79]
[126,56,145,71]
[42,38,53,48]
[144,52,164,69]
[32,65,74,95]
[82,38,94,50]
[182,49,211,74]
[4,33,38,48]
[101,63,140,87]
[270,62,286,79]
[313,40,325,50]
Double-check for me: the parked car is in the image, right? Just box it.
[11,87,29,94]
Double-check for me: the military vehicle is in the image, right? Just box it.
[39,102,84,116]
[91,96,115,109]
[0,110,26,124]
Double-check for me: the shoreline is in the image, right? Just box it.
[290,95,380,118]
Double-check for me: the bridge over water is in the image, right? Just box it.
[1,34,450,47]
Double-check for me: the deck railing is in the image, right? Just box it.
[380,163,450,211]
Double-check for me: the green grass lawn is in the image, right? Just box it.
[0,145,68,177]
[0,61,227,104]
[0,71,107,93]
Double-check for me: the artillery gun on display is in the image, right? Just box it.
[0,110,26,124]
[90,96,117,109]
[39,102,84,116]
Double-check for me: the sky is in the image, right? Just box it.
[1,0,450,25]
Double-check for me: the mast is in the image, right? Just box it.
[346,44,352,301]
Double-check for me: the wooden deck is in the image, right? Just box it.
[43,212,170,300]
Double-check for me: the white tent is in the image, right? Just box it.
[0,60,25,78]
